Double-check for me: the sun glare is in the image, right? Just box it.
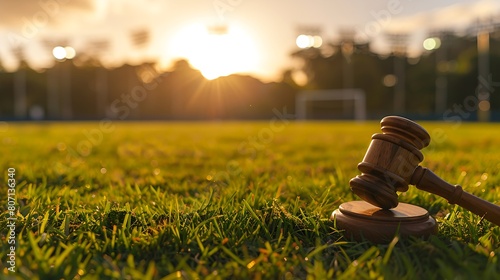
[170,23,258,80]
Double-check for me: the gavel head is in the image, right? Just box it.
[349,116,431,209]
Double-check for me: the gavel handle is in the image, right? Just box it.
[411,166,500,226]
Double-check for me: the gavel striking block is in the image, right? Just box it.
[333,116,500,243]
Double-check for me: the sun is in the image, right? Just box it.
[169,23,259,80]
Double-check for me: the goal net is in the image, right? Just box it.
[295,89,366,120]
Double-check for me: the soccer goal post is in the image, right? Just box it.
[295,89,366,120]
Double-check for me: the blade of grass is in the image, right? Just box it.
[242,199,271,239]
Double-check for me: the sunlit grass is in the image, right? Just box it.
[1,121,499,279]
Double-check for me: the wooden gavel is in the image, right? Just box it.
[350,116,500,226]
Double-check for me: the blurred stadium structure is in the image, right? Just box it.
[1,19,500,121]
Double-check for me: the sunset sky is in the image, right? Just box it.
[0,0,499,81]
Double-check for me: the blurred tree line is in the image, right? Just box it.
[0,31,499,121]
[0,59,297,120]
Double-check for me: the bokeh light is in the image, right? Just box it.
[383,74,397,87]
[52,46,67,60]
[312,35,323,48]
[52,46,76,60]
[423,37,441,51]
[296,35,312,48]
[291,70,308,86]
[65,46,76,59]
[479,100,490,111]
[296,34,323,49]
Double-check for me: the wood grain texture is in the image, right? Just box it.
[350,115,500,226]
[332,201,437,243]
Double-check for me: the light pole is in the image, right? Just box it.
[293,26,323,87]
[424,31,450,114]
[386,33,408,114]
[42,40,67,119]
[339,29,355,89]
[474,18,494,122]
[13,47,27,120]
[88,40,110,117]
[52,45,76,120]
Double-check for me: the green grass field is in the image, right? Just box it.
[1,121,500,279]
